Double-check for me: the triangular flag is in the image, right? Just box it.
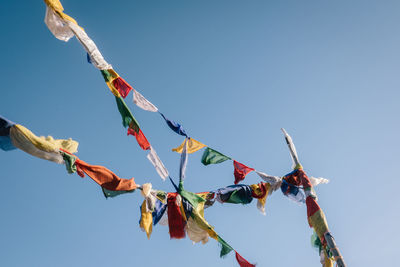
[133,89,158,112]
[172,138,206,154]
[233,160,254,184]
[235,251,256,267]
[201,147,231,165]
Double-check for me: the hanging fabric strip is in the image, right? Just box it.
[167,193,186,239]
[127,128,150,150]
[63,20,112,70]
[201,147,231,165]
[146,146,169,180]
[133,89,158,112]
[179,138,188,182]
[281,128,301,169]
[112,77,133,99]
[152,199,167,226]
[172,138,206,154]
[9,124,78,163]
[139,200,153,239]
[233,160,254,184]
[115,96,140,131]
[74,158,137,192]
[159,112,187,137]
[250,182,270,215]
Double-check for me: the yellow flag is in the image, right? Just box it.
[139,200,153,239]
[172,138,206,154]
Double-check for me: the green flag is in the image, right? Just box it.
[201,147,231,165]
[115,96,140,131]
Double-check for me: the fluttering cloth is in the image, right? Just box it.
[201,147,231,165]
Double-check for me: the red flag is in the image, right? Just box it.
[167,193,186,239]
[112,77,133,98]
[235,251,256,267]
[127,128,150,150]
[233,160,254,184]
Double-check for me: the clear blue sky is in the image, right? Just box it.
[1,0,399,266]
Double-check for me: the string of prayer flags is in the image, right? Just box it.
[172,138,206,154]
[133,89,158,112]
[233,160,255,184]
[281,130,345,267]
[159,112,187,137]
[201,147,231,165]
[44,0,170,181]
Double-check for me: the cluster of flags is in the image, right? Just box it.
[0,0,348,266]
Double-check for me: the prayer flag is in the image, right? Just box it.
[172,138,206,154]
[112,77,133,99]
[147,146,169,180]
[133,89,158,112]
[233,160,254,184]
[159,113,187,137]
[127,128,150,150]
[201,147,231,165]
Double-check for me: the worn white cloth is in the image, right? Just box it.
[133,90,158,112]
[255,171,282,192]
[147,146,169,180]
[44,7,74,42]
[310,176,329,186]
[66,20,112,70]
[179,138,188,181]
[186,217,209,244]
[281,128,300,169]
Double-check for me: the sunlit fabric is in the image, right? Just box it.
[250,182,270,215]
[201,147,231,165]
[159,112,187,137]
[64,20,112,70]
[127,128,150,150]
[233,160,254,184]
[102,188,135,198]
[112,77,133,98]
[115,96,140,131]
[172,138,206,154]
[61,151,77,174]
[139,200,153,239]
[44,7,74,42]
[9,124,78,163]
[147,146,169,180]
[133,89,158,112]
[255,171,282,191]
[74,158,137,192]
